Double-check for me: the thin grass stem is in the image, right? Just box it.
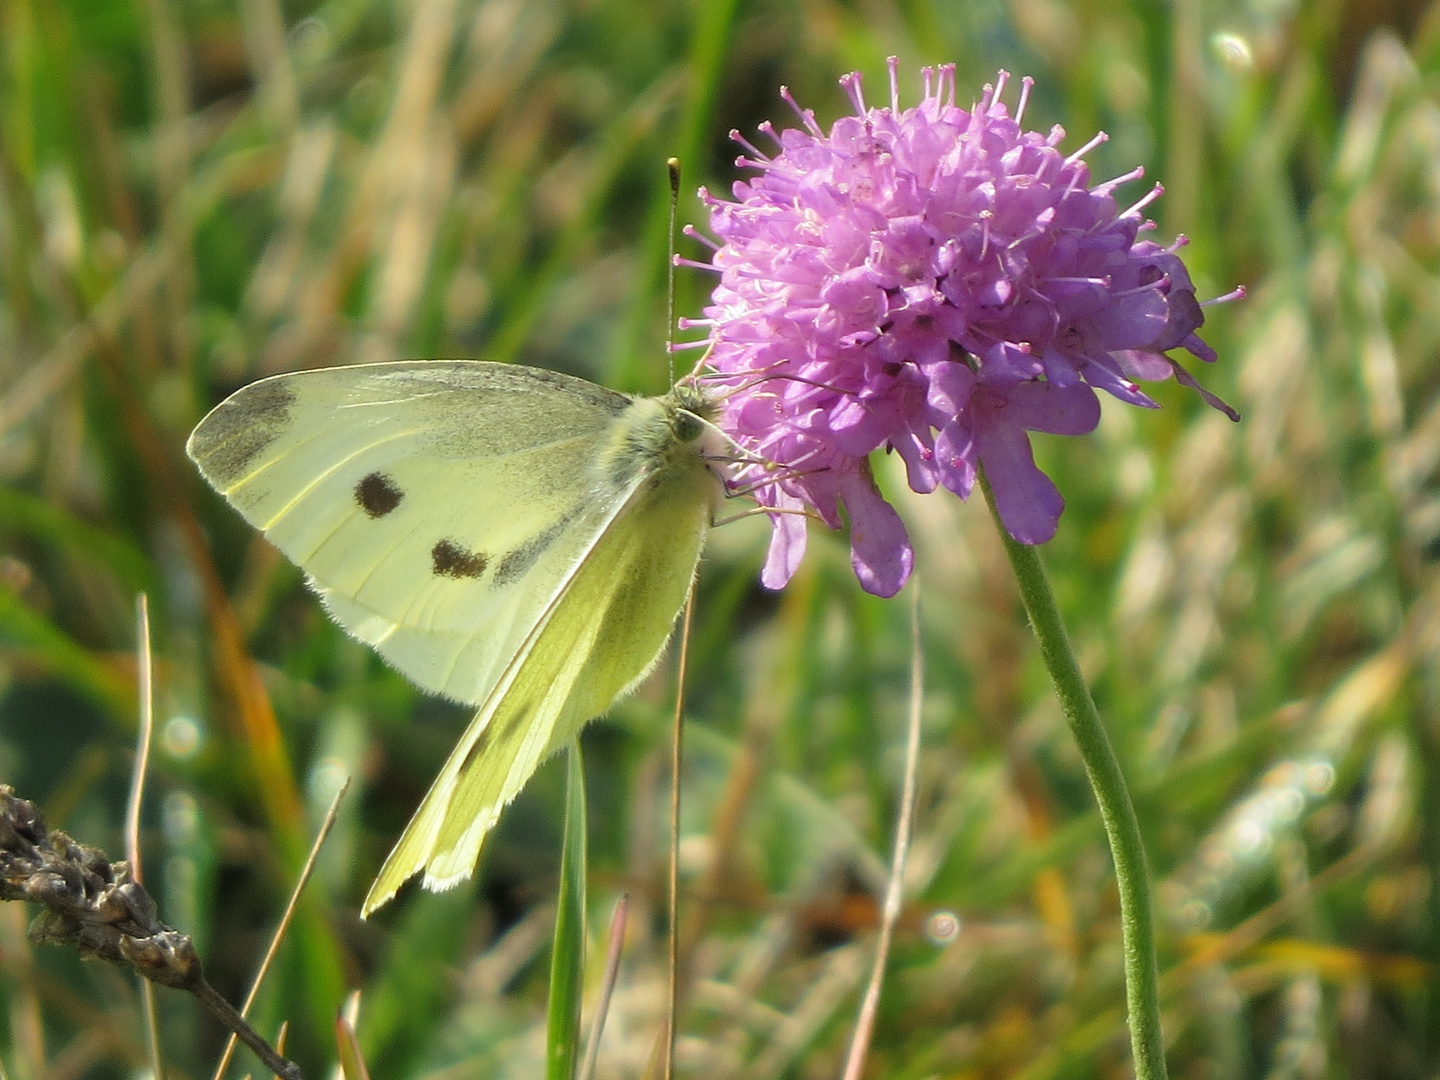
[128,595,164,1080]
[664,588,698,1080]
[577,894,629,1080]
[840,586,925,1080]
[211,778,351,1080]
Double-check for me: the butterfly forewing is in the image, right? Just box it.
[187,362,633,705]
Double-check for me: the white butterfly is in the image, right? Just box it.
[187,361,729,915]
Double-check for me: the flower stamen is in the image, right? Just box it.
[1092,166,1146,196]
[779,86,823,137]
[729,129,770,163]
[1203,285,1247,306]
[1014,76,1034,125]
[1120,183,1165,220]
[1065,130,1109,164]
[681,224,720,252]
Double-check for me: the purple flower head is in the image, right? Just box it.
[685,60,1241,598]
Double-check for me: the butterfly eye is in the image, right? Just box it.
[672,410,704,443]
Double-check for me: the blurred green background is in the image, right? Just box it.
[3,0,1439,1077]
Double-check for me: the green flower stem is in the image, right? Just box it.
[980,472,1166,1080]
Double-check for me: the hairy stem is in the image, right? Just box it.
[981,474,1166,1080]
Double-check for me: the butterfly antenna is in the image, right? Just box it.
[666,157,681,388]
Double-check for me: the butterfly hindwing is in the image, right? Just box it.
[362,393,719,912]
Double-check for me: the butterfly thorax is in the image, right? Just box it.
[595,383,721,496]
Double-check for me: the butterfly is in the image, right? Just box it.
[187,361,729,915]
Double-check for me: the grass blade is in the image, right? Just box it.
[545,741,588,1080]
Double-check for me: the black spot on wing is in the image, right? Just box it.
[189,380,296,486]
[355,471,403,517]
[432,539,489,578]
[492,518,569,588]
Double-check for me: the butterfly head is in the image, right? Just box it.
[667,380,720,439]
